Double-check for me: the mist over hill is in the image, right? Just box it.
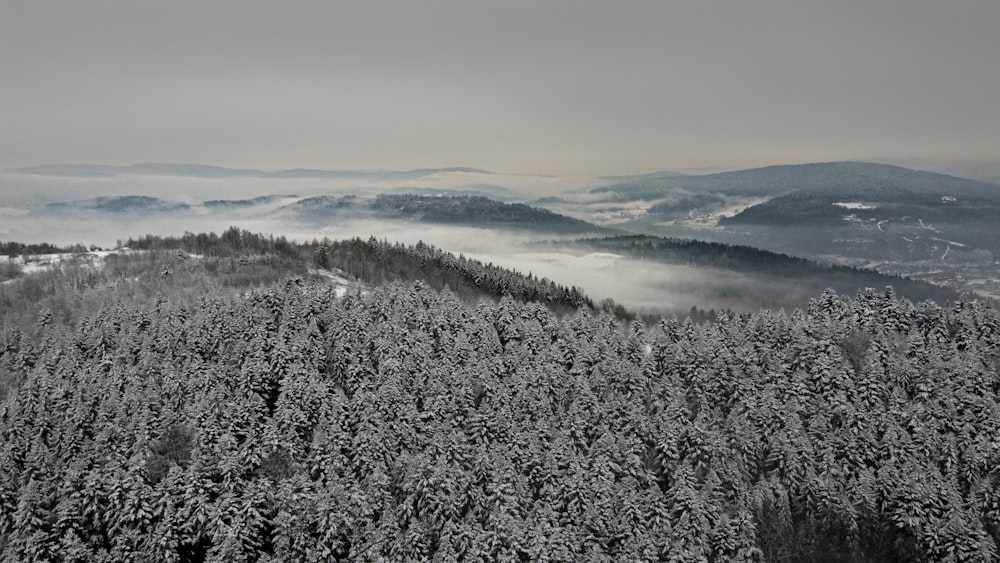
[719,163,1000,229]
[591,161,1000,201]
[5,0,1000,556]
[41,196,191,215]
[582,162,1000,234]
[2,159,998,304]
[550,161,1000,300]
[556,235,960,308]
[365,195,618,235]
[28,193,618,239]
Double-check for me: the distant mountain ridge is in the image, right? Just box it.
[36,191,618,236]
[592,161,1000,202]
[581,162,1000,295]
[714,163,1000,257]
[6,162,491,179]
[596,170,688,182]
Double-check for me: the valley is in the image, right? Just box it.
[2,161,999,561]
[547,162,1000,301]
[3,160,998,308]
[6,3,999,559]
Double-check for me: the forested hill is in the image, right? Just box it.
[1,266,999,560]
[562,235,962,306]
[32,192,616,237]
[43,196,191,215]
[366,194,619,234]
[0,229,594,327]
[590,161,1000,202]
[719,179,1000,231]
[313,238,592,313]
[270,194,621,235]
[125,229,593,313]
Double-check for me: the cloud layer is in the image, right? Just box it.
[2,1,999,174]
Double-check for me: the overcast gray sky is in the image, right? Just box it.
[2,0,998,175]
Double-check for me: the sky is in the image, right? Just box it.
[2,0,999,176]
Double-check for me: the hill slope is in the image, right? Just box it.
[592,161,1000,202]
[281,194,620,235]
[556,235,961,308]
[575,163,1000,299]
[2,246,998,561]
[368,194,619,234]
[720,164,1000,230]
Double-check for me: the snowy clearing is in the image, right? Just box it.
[681,197,769,231]
[833,202,878,210]
[309,267,369,297]
[931,237,968,248]
[0,248,158,282]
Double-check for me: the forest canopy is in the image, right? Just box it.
[0,229,998,561]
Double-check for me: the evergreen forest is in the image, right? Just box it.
[1,229,999,561]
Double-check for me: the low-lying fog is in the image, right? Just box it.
[1,171,794,314]
[0,169,598,207]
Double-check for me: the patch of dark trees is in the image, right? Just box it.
[566,235,961,304]
[370,194,616,234]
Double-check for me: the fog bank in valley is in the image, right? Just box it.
[0,171,854,315]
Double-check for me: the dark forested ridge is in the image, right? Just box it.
[368,194,618,234]
[125,229,592,313]
[720,186,1000,231]
[562,235,962,305]
[314,237,592,313]
[575,163,1000,300]
[202,195,299,209]
[1,242,75,257]
[591,161,1000,202]
[0,229,594,327]
[43,196,191,215]
[1,228,999,561]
